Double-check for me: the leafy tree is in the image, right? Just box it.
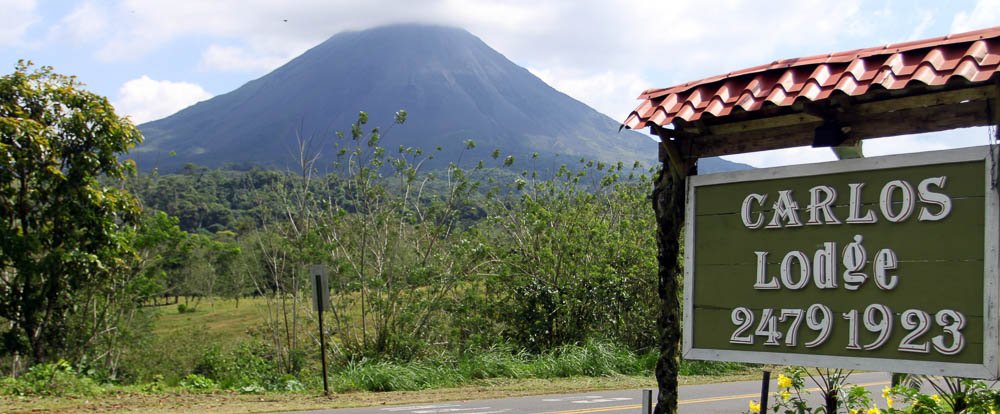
[0,61,142,363]
[482,161,658,352]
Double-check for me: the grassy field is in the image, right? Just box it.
[151,298,271,345]
[2,297,763,413]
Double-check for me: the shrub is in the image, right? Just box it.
[179,373,215,390]
[193,341,284,390]
[0,360,102,396]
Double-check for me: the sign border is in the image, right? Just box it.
[682,146,999,379]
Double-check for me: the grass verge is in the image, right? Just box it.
[0,373,763,414]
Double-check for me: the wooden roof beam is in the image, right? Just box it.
[687,98,992,158]
[689,85,992,136]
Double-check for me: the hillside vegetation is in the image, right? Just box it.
[2,105,752,400]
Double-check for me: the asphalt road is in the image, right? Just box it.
[290,372,891,414]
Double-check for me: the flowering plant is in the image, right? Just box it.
[743,368,872,414]
[745,369,1000,414]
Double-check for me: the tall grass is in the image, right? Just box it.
[1,340,753,396]
[329,340,750,392]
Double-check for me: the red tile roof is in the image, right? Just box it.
[623,26,1000,131]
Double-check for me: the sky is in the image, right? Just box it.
[1,0,998,168]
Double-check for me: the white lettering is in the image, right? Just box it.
[842,234,868,290]
[780,251,810,290]
[765,190,803,228]
[754,251,780,289]
[917,176,952,221]
[741,193,767,229]
[880,180,915,223]
[873,248,899,290]
[812,242,838,289]
[846,183,877,224]
[806,186,841,225]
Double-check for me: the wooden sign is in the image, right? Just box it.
[683,146,999,378]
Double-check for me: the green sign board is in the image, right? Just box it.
[683,146,1000,378]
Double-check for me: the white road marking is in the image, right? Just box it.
[382,405,461,412]
[571,397,632,404]
[544,396,605,402]
[412,407,494,414]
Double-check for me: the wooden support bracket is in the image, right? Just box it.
[653,124,691,180]
[660,139,687,180]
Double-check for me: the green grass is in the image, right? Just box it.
[2,298,760,413]
[129,297,754,391]
[150,298,269,345]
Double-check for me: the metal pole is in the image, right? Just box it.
[316,273,330,395]
[759,371,771,414]
[642,389,652,414]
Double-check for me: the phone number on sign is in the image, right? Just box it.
[728,304,966,355]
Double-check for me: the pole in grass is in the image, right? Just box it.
[311,264,331,395]
[759,370,771,413]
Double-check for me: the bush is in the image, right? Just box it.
[120,325,214,384]
[179,373,215,390]
[0,360,102,396]
[193,341,284,390]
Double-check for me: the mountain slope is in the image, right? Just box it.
[135,25,747,173]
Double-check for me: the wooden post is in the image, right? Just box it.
[651,159,689,414]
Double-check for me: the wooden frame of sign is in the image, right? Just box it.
[683,146,999,378]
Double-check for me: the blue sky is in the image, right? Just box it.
[1,0,997,167]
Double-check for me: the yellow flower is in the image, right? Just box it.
[849,409,859,414]
[780,390,791,401]
[887,396,894,408]
[748,400,761,413]
[882,386,891,399]
[867,406,881,414]
[777,374,792,389]
[930,394,941,403]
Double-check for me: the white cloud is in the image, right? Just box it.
[529,68,651,121]
[908,10,936,40]
[865,128,992,157]
[951,0,1000,33]
[199,44,297,72]
[720,127,993,168]
[722,147,837,169]
[114,76,213,123]
[47,2,108,44]
[87,1,864,83]
[37,0,988,164]
[0,0,39,47]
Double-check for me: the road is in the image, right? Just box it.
[291,372,891,414]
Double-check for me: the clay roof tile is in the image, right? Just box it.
[624,26,1000,130]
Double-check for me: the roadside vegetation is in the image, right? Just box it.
[1,62,754,412]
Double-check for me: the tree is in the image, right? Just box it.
[0,61,143,363]
[482,160,658,352]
